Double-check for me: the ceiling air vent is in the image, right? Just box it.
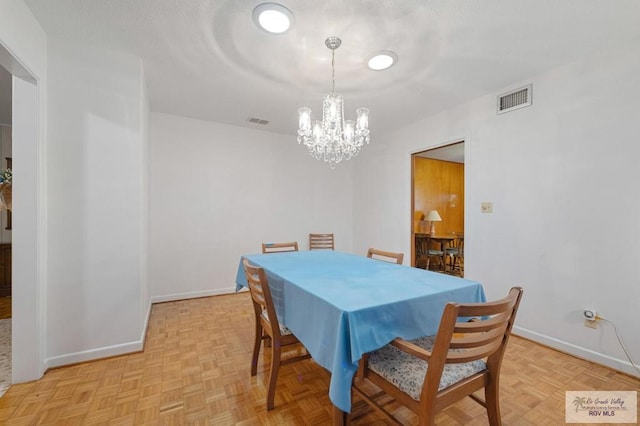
[497,84,532,114]
[247,117,270,125]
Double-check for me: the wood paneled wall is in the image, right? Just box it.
[413,157,464,236]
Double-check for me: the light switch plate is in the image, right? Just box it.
[481,202,493,213]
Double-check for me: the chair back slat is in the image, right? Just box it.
[453,312,510,333]
[261,241,299,254]
[445,340,504,363]
[456,296,518,317]
[309,233,334,250]
[367,248,404,264]
[449,327,504,349]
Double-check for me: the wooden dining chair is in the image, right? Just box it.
[366,248,404,265]
[352,287,524,425]
[261,241,299,254]
[309,233,334,250]
[242,259,311,410]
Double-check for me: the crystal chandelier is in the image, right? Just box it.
[297,37,370,168]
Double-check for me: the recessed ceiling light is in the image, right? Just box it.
[367,51,398,71]
[252,3,294,34]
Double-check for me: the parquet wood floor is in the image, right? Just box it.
[0,293,637,425]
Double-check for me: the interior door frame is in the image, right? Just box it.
[410,140,465,268]
[0,40,45,383]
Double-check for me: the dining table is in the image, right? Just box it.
[235,250,485,424]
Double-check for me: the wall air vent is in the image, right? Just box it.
[247,117,270,125]
[497,84,532,114]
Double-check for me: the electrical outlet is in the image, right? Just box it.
[583,308,597,320]
[584,319,598,329]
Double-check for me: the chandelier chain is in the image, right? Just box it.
[331,48,335,95]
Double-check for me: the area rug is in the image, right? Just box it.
[0,319,10,398]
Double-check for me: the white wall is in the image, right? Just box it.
[353,42,640,377]
[149,112,354,300]
[139,76,150,334]
[0,0,48,382]
[45,38,149,367]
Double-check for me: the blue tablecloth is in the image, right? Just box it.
[235,250,485,412]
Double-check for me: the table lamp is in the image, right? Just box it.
[425,210,442,235]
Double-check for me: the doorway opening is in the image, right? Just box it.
[0,61,12,398]
[411,141,465,275]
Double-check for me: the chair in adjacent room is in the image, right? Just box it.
[414,234,444,271]
[446,234,464,276]
[309,233,335,250]
[366,248,404,265]
[352,287,524,425]
[261,241,299,254]
[242,259,311,410]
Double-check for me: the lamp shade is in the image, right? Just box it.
[425,210,442,222]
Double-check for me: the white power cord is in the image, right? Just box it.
[596,315,640,375]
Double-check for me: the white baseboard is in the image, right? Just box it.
[141,298,152,343]
[513,325,640,378]
[44,288,240,370]
[150,287,239,304]
[45,339,144,369]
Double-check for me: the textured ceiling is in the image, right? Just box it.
[24,0,640,136]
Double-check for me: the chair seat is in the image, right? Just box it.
[445,247,460,256]
[368,336,487,401]
[261,310,292,335]
[427,249,444,256]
